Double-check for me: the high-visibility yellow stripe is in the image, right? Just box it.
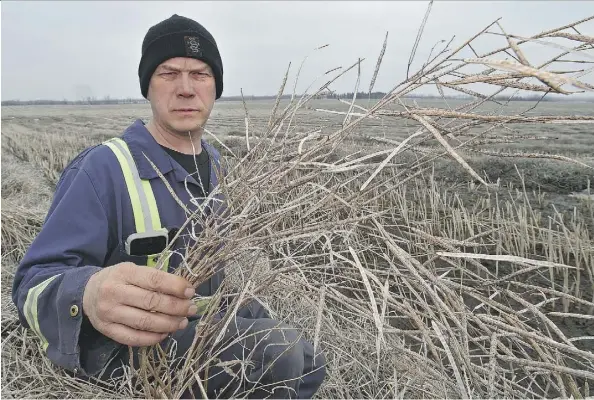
[141,179,162,230]
[194,297,212,315]
[143,175,170,269]
[24,274,60,352]
[104,138,170,271]
[104,141,146,233]
[147,252,170,269]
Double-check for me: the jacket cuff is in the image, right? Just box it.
[50,266,120,376]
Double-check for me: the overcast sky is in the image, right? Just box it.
[2,1,593,101]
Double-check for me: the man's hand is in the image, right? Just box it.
[82,262,197,347]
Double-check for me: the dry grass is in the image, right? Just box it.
[1,201,47,265]
[2,11,594,400]
[2,123,112,187]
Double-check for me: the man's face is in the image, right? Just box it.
[147,57,216,135]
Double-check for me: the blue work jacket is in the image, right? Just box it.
[11,119,227,376]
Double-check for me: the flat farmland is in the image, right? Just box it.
[2,98,594,398]
[3,98,594,199]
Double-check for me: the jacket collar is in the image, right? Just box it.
[121,119,218,188]
[121,119,174,180]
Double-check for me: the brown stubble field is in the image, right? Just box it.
[2,97,594,398]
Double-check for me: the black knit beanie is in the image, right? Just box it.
[138,14,223,99]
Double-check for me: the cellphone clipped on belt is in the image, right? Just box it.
[125,229,169,256]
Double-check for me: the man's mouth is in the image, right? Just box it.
[174,108,199,112]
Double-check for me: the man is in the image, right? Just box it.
[11,14,326,399]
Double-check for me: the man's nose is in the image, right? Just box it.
[177,73,194,97]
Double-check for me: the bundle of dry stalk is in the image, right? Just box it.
[2,10,594,400]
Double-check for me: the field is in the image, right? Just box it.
[3,99,594,222]
[3,14,594,399]
[4,99,594,191]
[2,97,594,398]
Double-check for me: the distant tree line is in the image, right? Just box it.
[3,92,592,106]
[1,96,149,106]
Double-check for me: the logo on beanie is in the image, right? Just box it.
[184,36,202,57]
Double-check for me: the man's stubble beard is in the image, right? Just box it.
[148,115,208,151]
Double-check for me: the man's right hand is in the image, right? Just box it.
[82,262,198,347]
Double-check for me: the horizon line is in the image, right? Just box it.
[4,92,594,105]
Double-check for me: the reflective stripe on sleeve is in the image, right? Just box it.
[23,274,60,352]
